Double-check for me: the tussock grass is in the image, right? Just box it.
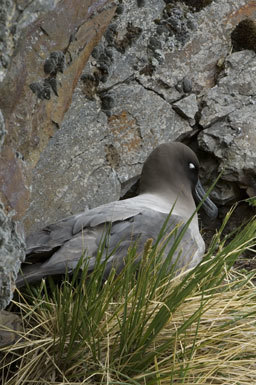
[1,208,256,385]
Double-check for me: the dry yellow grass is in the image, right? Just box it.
[1,209,255,384]
[1,269,256,385]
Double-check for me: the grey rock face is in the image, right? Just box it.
[23,0,256,230]
[25,81,191,231]
[0,109,25,309]
[0,0,254,234]
[15,0,60,32]
[173,94,198,125]
[0,0,15,80]
[0,109,6,149]
[0,310,23,347]
[0,0,60,81]
[0,0,254,311]
[198,51,256,201]
[0,0,116,309]
[0,204,25,310]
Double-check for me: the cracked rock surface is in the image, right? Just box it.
[25,80,192,229]
[24,0,256,231]
[198,50,256,203]
[0,0,256,309]
[0,0,116,308]
[0,110,25,310]
[0,0,116,222]
[0,208,25,310]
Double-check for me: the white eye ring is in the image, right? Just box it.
[189,162,196,169]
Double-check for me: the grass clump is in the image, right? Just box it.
[0,208,256,384]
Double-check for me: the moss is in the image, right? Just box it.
[182,0,213,12]
[80,74,99,100]
[136,0,145,7]
[231,19,256,53]
[114,23,142,54]
[139,63,155,76]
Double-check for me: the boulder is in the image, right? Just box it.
[0,0,116,309]
[0,0,256,312]
[25,0,256,230]
[198,51,256,202]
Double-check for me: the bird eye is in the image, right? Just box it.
[188,162,196,170]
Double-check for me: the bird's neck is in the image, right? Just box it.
[138,191,197,220]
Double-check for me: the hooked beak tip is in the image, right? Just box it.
[194,179,218,219]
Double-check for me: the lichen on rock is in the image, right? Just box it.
[0,204,25,310]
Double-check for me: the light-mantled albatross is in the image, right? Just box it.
[16,142,218,287]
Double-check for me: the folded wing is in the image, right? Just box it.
[17,200,203,287]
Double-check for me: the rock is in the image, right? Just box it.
[0,0,16,81]
[198,50,256,202]
[0,0,61,82]
[182,77,193,93]
[24,81,192,231]
[0,112,25,310]
[0,110,6,149]
[0,0,117,220]
[0,0,116,311]
[209,180,240,206]
[0,204,25,310]
[22,0,256,230]
[172,94,198,125]
[1,0,256,238]
[199,89,237,128]
[0,310,23,347]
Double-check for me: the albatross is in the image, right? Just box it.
[16,142,218,287]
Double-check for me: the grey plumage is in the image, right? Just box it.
[17,142,218,287]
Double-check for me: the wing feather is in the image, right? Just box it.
[17,206,204,287]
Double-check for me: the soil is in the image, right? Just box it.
[200,201,256,271]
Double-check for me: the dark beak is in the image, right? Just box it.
[193,179,218,219]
